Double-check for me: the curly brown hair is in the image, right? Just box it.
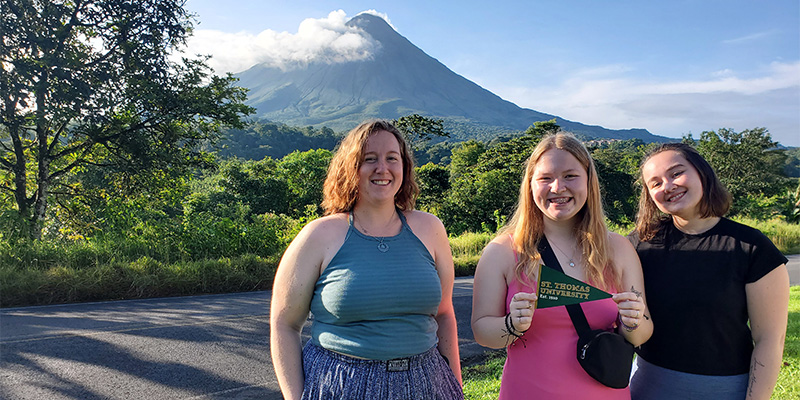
[321,120,418,215]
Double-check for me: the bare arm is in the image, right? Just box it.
[406,211,463,384]
[422,213,462,384]
[471,236,537,349]
[609,233,653,347]
[269,219,331,400]
[745,265,789,400]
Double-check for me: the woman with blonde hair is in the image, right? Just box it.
[472,132,652,399]
[270,120,463,400]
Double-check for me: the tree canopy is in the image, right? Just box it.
[0,0,252,238]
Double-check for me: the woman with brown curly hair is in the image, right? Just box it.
[270,120,463,400]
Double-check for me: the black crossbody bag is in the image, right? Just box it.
[538,237,634,389]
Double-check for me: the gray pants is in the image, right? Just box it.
[630,356,748,400]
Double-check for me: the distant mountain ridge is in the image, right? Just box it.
[236,13,671,142]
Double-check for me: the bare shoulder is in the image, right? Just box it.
[472,234,518,289]
[607,231,640,273]
[478,234,516,269]
[294,213,350,247]
[282,213,350,274]
[402,210,448,255]
[403,209,445,230]
[608,231,633,248]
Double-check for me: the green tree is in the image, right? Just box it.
[0,0,253,239]
[687,128,791,216]
[589,139,652,224]
[442,134,543,234]
[783,147,800,178]
[523,118,560,139]
[278,149,332,216]
[438,120,559,233]
[448,140,486,184]
[392,114,450,151]
[218,121,339,160]
[55,164,190,239]
[221,158,289,216]
[415,162,450,213]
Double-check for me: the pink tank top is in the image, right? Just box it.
[499,254,629,399]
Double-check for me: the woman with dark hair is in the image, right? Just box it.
[270,120,463,400]
[472,132,652,399]
[630,142,789,400]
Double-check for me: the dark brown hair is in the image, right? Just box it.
[635,142,731,241]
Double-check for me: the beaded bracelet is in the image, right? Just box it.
[617,313,639,332]
[503,312,528,347]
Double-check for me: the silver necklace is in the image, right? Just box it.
[549,239,578,268]
[354,212,393,253]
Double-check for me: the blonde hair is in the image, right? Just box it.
[499,132,620,291]
[321,120,418,214]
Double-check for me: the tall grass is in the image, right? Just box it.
[450,231,493,276]
[1,217,796,307]
[734,217,800,255]
[0,254,279,307]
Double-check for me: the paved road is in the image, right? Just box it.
[788,254,800,287]
[2,256,797,399]
[0,292,280,399]
[0,277,491,400]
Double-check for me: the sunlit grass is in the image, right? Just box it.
[0,254,278,307]
[734,217,800,255]
[774,286,800,399]
[450,231,493,276]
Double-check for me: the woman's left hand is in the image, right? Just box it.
[612,291,645,331]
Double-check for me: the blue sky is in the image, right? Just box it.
[183,0,800,146]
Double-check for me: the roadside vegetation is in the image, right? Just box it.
[1,217,797,307]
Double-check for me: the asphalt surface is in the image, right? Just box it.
[1,255,797,399]
[0,277,491,400]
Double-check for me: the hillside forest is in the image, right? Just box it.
[1,0,799,307]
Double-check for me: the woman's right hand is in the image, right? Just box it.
[508,291,537,332]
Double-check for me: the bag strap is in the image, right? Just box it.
[538,237,593,336]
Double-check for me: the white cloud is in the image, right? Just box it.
[178,10,380,74]
[356,10,395,29]
[496,61,800,146]
[722,30,777,45]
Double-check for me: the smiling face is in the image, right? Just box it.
[531,148,588,223]
[357,129,403,206]
[641,150,704,221]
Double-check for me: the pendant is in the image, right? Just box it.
[568,260,575,267]
[377,241,389,253]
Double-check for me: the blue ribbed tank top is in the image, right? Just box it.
[309,210,441,360]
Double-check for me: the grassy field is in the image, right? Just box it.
[462,286,800,399]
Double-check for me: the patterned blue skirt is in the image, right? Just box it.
[301,342,463,400]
